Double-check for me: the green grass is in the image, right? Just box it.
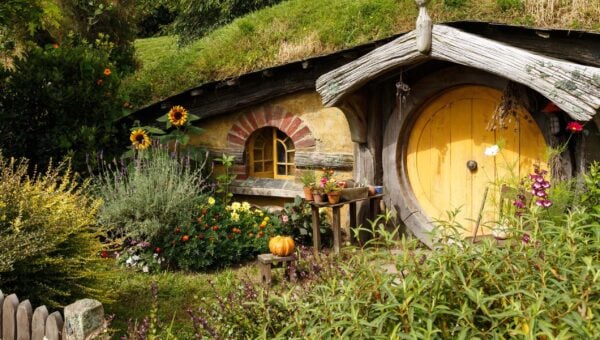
[123,0,600,109]
[101,261,260,338]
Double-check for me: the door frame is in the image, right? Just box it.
[382,65,552,247]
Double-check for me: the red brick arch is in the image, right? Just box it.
[227,104,316,151]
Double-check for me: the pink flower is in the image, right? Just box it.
[282,215,289,223]
[566,121,583,133]
[522,233,530,244]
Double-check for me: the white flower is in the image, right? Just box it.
[230,202,241,212]
[230,211,240,222]
[241,201,251,212]
[132,255,141,261]
[484,145,500,156]
[125,257,134,266]
[142,265,149,273]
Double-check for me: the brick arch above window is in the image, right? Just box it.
[226,105,317,151]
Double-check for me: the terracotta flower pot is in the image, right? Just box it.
[303,187,314,201]
[313,192,324,203]
[327,192,341,204]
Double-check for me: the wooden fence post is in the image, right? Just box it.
[31,306,48,340]
[0,289,4,336]
[16,300,32,340]
[3,293,19,340]
[45,311,63,340]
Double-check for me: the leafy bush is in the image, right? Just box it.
[0,154,105,307]
[158,198,282,271]
[0,41,128,174]
[185,164,600,338]
[94,145,208,242]
[277,195,332,246]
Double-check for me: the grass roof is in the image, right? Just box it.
[124,0,600,109]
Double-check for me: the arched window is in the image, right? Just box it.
[248,127,295,179]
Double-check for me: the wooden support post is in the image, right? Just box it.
[311,205,321,253]
[257,254,297,288]
[332,206,341,256]
[0,289,4,337]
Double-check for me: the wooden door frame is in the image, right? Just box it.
[382,65,552,247]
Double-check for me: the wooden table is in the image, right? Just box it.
[309,194,384,256]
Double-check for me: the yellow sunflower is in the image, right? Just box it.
[130,129,151,150]
[168,105,188,127]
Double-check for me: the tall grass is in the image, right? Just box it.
[124,0,600,108]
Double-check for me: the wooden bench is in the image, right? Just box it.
[257,254,297,287]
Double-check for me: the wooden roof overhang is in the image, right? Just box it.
[317,24,600,122]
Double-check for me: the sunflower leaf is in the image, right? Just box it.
[156,114,169,122]
[121,149,135,159]
[188,114,201,122]
[142,126,166,135]
[186,126,204,135]
[180,134,190,145]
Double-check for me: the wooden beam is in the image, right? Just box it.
[295,151,353,170]
[430,25,600,121]
[317,25,600,121]
[317,31,426,107]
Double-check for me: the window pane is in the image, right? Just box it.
[253,149,262,161]
[254,163,263,172]
[287,165,295,175]
[278,164,286,175]
[288,151,294,163]
[277,140,286,162]
[264,161,273,173]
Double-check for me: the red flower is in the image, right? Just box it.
[52,43,59,49]
[197,234,205,240]
[181,235,190,242]
[212,225,219,231]
[100,250,108,258]
[155,247,161,253]
[566,121,583,133]
[96,79,103,86]
[522,233,531,244]
[175,227,181,234]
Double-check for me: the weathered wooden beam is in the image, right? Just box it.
[430,25,600,121]
[317,25,600,121]
[316,31,427,107]
[295,151,354,170]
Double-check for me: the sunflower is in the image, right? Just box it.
[168,105,188,127]
[130,129,151,150]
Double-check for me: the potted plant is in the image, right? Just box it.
[324,179,342,204]
[299,170,316,201]
[312,185,325,203]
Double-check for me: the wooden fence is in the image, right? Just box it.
[0,289,104,340]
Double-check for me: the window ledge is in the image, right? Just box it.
[230,178,303,198]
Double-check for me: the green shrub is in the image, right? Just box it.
[186,164,600,338]
[0,41,128,174]
[276,195,332,247]
[158,198,282,271]
[94,145,208,242]
[0,154,105,307]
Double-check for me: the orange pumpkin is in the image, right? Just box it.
[269,236,295,257]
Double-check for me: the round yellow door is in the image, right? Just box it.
[406,85,547,237]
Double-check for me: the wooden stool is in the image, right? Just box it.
[257,254,297,287]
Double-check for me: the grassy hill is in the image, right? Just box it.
[123,0,600,109]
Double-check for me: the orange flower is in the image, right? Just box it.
[212,225,219,231]
[181,235,190,242]
[103,68,111,76]
[52,43,59,49]
[257,231,264,238]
